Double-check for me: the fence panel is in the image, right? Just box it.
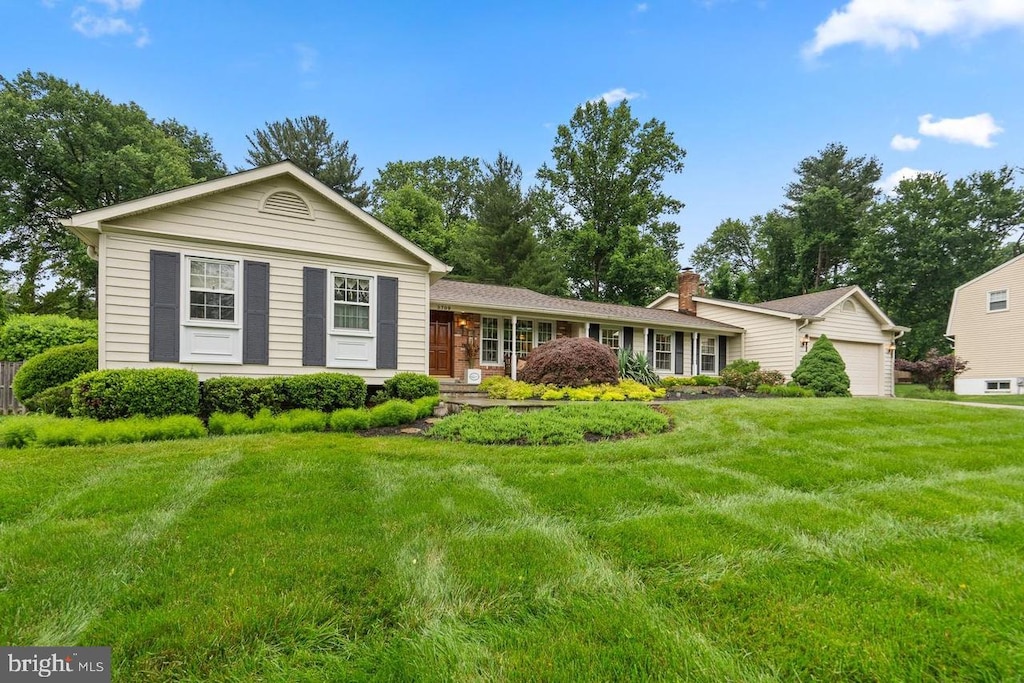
[0,361,25,415]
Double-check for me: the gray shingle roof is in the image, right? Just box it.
[748,286,859,317]
[431,280,742,332]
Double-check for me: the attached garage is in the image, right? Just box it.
[829,340,883,396]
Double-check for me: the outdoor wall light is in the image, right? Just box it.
[800,334,811,350]
[887,342,897,354]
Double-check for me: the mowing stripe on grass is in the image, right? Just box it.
[28,449,242,645]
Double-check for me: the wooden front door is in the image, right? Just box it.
[429,311,454,376]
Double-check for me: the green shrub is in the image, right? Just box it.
[480,375,513,397]
[720,359,787,392]
[280,373,367,412]
[0,414,205,449]
[23,381,75,417]
[660,376,693,388]
[757,384,815,398]
[13,340,98,402]
[479,377,543,400]
[0,419,38,448]
[274,409,329,433]
[381,373,440,401]
[617,349,660,386]
[692,375,721,387]
[368,399,418,428]
[519,337,618,387]
[208,409,278,436]
[792,335,851,397]
[200,376,285,417]
[329,408,371,432]
[412,395,441,419]
[0,315,98,362]
[70,368,200,420]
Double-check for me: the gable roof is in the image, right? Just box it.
[946,252,1024,335]
[432,280,743,333]
[693,285,905,330]
[61,161,450,276]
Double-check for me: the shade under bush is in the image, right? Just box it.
[71,368,200,420]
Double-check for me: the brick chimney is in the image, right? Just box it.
[678,268,699,315]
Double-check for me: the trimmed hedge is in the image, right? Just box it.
[0,315,97,362]
[380,373,440,401]
[519,337,619,387]
[280,373,367,412]
[792,335,851,397]
[200,373,367,417]
[13,340,98,402]
[23,381,75,417]
[71,368,200,420]
[200,376,283,418]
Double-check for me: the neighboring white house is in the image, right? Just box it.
[62,161,450,383]
[649,275,908,397]
[63,163,907,395]
[946,252,1024,395]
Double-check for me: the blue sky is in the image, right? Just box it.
[3,1,1023,263]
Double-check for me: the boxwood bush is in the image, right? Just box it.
[380,372,439,401]
[22,381,75,417]
[0,315,97,362]
[70,368,200,420]
[13,340,98,402]
[200,376,284,418]
[200,373,367,416]
[792,335,851,397]
[519,337,618,387]
[280,373,366,412]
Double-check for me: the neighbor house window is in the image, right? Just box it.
[188,257,238,322]
[988,289,1008,312]
[986,380,1011,392]
[333,274,371,330]
[700,336,718,374]
[601,327,621,351]
[481,316,499,364]
[537,321,554,345]
[654,332,673,371]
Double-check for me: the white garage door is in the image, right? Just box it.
[831,340,882,396]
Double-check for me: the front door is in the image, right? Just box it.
[429,311,454,376]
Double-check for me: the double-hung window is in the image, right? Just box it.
[988,289,1008,312]
[188,258,237,322]
[516,319,535,358]
[182,255,242,364]
[700,336,717,374]
[654,332,673,371]
[481,317,500,364]
[333,275,372,331]
[600,327,621,352]
[537,321,554,345]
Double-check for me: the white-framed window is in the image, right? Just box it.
[538,321,554,345]
[332,274,372,331]
[988,289,1008,312]
[516,319,534,358]
[187,257,238,324]
[986,380,1011,392]
[601,327,621,351]
[481,316,500,364]
[700,336,718,374]
[654,332,673,371]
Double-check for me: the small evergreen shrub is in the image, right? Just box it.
[381,373,440,401]
[519,337,618,387]
[329,408,371,432]
[617,349,660,386]
[274,409,329,433]
[13,340,98,402]
[22,381,75,417]
[368,399,418,428]
[757,384,815,398]
[70,368,200,420]
[792,335,851,397]
[280,373,367,412]
[692,375,721,387]
[412,395,441,419]
[0,314,98,362]
[200,376,285,417]
[208,409,278,436]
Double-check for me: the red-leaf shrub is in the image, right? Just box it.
[519,337,619,387]
[895,350,968,391]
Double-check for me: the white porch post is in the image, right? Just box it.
[511,314,518,381]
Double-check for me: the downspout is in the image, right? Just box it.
[893,329,908,398]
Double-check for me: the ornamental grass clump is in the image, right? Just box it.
[792,335,851,397]
[519,337,618,387]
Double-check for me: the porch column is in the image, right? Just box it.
[511,314,518,381]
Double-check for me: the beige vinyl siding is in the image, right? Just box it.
[99,232,429,382]
[694,303,797,374]
[948,256,1024,380]
[804,302,891,396]
[104,177,422,268]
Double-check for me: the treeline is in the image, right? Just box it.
[692,143,1024,358]
[2,71,1022,359]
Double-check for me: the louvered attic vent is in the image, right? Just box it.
[260,190,313,219]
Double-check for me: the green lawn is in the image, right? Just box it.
[897,383,1024,406]
[2,399,1023,681]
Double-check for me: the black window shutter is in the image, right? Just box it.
[150,250,180,362]
[243,261,270,364]
[718,336,728,374]
[675,331,685,374]
[376,276,399,369]
[302,268,327,366]
[647,330,655,368]
[589,323,600,340]
[622,326,633,351]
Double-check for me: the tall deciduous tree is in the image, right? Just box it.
[854,167,1024,359]
[245,115,369,207]
[371,156,481,230]
[0,71,220,314]
[536,100,686,304]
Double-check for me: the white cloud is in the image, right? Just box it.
[804,0,1024,58]
[294,43,317,73]
[590,88,641,105]
[880,166,933,194]
[90,0,142,10]
[635,3,649,12]
[918,113,1003,147]
[70,0,147,46]
[890,134,920,151]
